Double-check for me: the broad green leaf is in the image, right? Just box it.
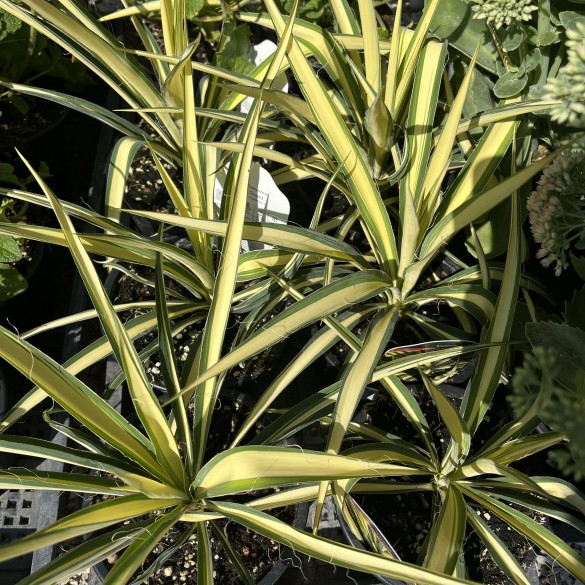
[429,0,499,73]
[0,264,27,300]
[0,234,21,262]
[493,73,527,99]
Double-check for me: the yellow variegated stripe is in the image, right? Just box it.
[0,223,213,297]
[358,0,380,105]
[418,46,479,229]
[420,151,559,259]
[0,326,170,483]
[0,470,134,496]
[472,432,565,467]
[406,285,496,325]
[16,522,152,585]
[0,0,179,147]
[466,507,531,585]
[439,119,517,217]
[189,7,298,472]
[401,39,446,210]
[263,0,398,279]
[461,486,585,582]
[455,100,561,136]
[0,494,183,563]
[328,308,400,454]
[99,0,159,20]
[211,501,476,585]
[176,271,391,399]
[105,136,143,227]
[0,304,196,432]
[192,446,428,499]
[421,374,470,472]
[18,155,186,489]
[395,0,441,117]
[458,151,526,433]
[101,505,187,585]
[237,250,323,282]
[423,487,466,574]
[194,524,214,585]
[123,210,370,268]
[232,308,372,447]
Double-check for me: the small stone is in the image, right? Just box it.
[163,567,173,577]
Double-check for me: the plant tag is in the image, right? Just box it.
[214,162,290,252]
[239,40,289,114]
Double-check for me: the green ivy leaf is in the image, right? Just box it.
[493,72,528,98]
[0,163,20,186]
[0,7,21,42]
[214,21,254,76]
[0,264,26,301]
[186,0,204,19]
[0,234,21,263]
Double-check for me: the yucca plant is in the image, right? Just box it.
[0,20,488,583]
[0,0,576,582]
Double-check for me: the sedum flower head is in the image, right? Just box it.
[544,21,585,128]
[469,0,537,29]
[527,150,585,275]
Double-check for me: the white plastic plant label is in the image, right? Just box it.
[239,39,289,114]
[213,162,290,253]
